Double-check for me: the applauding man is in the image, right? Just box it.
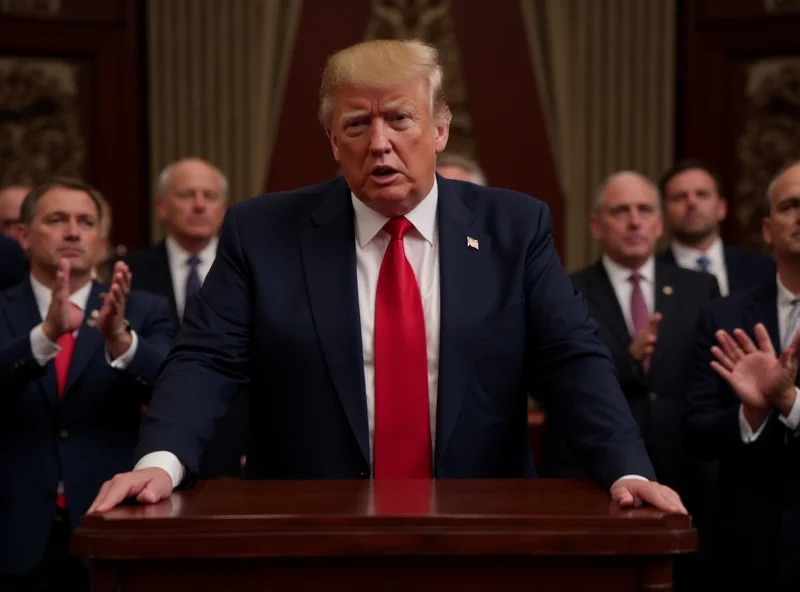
[0,178,173,591]
[685,160,800,590]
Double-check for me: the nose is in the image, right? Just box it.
[65,218,80,239]
[192,193,207,211]
[368,120,391,156]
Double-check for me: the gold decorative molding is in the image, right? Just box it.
[764,0,800,13]
[364,0,476,158]
[736,58,800,249]
[0,0,61,17]
[0,59,85,186]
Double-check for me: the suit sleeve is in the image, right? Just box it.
[134,208,251,474]
[119,296,174,400]
[683,304,785,460]
[524,205,655,489]
[0,334,47,396]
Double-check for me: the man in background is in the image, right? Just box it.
[436,152,487,186]
[0,184,29,241]
[0,178,172,590]
[125,158,247,479]
[0,233,26,290]
[658,159,774,295]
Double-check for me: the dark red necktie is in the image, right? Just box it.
[373,217,431,479]
[54,332,75,509]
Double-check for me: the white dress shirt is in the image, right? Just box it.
[165,235,218,321]
[739,274,800,442]
[601,255,656,334]
[28,274,138,368]
[671,237,729,296]
[138,182,645,489]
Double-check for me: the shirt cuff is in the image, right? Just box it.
[739,404,769,443]
[104,331,139,369]
[134,451,186,489]
[29,324,61,366]
[611,474,648,490]
[778,387,800,433]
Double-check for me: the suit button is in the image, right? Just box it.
[648,392,658,402]
[58,429,69,440]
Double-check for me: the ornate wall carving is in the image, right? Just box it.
[764,0,800,13]
[364,0,476,158]
[735,58,800,248]
[0,58,85,186]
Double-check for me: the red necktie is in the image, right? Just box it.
[54,332,75,509]
[629,272,651,372]
[373,217,431,479]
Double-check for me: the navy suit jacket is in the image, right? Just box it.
[0,234,25,291]
[658,243,775,294]
[685,280,800,589]
[0,280,173,575]
[125,241,249,479]
[137,176,655,489]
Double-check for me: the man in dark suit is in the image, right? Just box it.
[547,172,719,496]
[0,178,173,590]
[685,160,800,590]
[124,158,247,479]
[89,39,685,515]
[657,159,775,295]
[0,233,25,290]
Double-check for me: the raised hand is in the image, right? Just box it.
[96,261,133,357]
[629,313,662,362]
[41,259,84,342]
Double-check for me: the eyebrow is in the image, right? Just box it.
[339,110,370,124]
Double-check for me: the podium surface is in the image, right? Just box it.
[73,479,696,591]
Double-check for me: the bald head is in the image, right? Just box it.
[155,158,228,253]
[590,171,663,269]
[0,185,29,240]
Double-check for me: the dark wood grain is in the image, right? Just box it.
[74,480,694,591]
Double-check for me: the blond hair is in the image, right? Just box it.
[318,39,451,128]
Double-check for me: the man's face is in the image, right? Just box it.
[20,187,101,277]
[590,175,663,267]
[156,161,226,243]
[0,185,29,240]
[437,165,473,183]
[328,76,449,217]
[662,169,726,242]
[763,164,800,259]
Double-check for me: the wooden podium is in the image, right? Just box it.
[73,479,696,592]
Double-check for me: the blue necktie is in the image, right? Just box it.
[185,255,202,303]
[696,255,711,273]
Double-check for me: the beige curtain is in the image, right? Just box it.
[146,0,302,239]
[521,0,676,270]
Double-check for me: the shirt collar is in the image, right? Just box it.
[601,254,655,285]
[351,178,438,248]
[30,273,93,314]
[777,273,798,307]
[165,235,219,265]
[671,236,723,265]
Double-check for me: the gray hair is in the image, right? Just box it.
[764,159,800,215]
[593,171,662,212]
[155,158,229,201]
[436,153,487,186]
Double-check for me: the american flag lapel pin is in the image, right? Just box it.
[467,236,479,250]
[86,309,99,327]
[663,286,673,295]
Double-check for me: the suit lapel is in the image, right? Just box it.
[651,262,680,374]
[583,262,631,353]
[299,183,370,466]
[4,280,59,413]
[64,282,105,395]
[745,280,780,353]
[435,179,492,463]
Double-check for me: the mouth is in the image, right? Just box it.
[58,247,83,256]
[369,165,400,185]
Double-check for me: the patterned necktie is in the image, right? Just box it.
[629,271,652,372]
[784,299,800,350]
[185,255,202,303]
[697,255,711,273]
[54,331,75,510]
[373,217,431,479]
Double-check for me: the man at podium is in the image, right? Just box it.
[90,39,685,515]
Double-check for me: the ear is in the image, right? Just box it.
[327,128,341,162]
[762,216,772,247]
[654,212,664,241]
[434,120,450,154]
[718,196,728,222]
[154,195,168,222]
[589,213,602,241]
[18,224,30,255]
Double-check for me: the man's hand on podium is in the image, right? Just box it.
[610,478,687,514]
[88,468,173,513]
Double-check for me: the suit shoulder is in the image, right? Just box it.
[725,244,775,266]
[463,184,549,217]
[127,288,171,314]
[228,178,342,221]
[705,283,761,318]
[568,263,600,289]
